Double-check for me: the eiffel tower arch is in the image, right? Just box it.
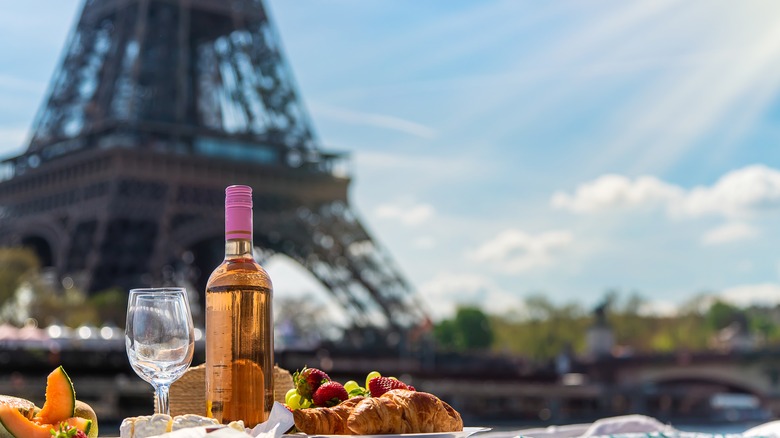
[0,0,430,339]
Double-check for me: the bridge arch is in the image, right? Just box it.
[633,365,769,398]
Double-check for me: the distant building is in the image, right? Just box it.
[586,302,614,358]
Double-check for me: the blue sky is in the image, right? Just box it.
[3,1,780,321]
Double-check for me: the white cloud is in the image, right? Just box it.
[418,272,524,320]
[701,222,758,246]
[679,165,780,218]
[552,165,780,220]
[309,101,437,139]
[375,200,434,226]
[551,174,682,213]
[470,229,573,274]
[634,284,780,316]
[717,283,780,308]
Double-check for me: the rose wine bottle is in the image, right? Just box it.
[206,185,274,427]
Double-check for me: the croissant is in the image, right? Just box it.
[347,390,463,435]
[292,396,365,434]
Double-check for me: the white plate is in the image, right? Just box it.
[296,426,491,438]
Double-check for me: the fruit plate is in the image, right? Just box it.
[291,426,491,438]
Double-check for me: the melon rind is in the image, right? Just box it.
[65,416,93,436]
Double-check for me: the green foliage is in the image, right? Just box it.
[89,288,127,326]
[434,290,780,362]
[0,248,119,328]
[497,294,588,360]
[749,311,779,342]
[26,286,99,327]
[454,306,493,349]
[706,300,745,330]
[433,306,494,351]
[433,319,457,349]
[0,248,39,306]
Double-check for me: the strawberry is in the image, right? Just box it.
[312,381,348,407]
[368,377,415,397]
[293,367,331,399]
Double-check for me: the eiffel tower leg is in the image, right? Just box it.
[263,202,429,343]
[83,181,116,292]
[149,181,180,284]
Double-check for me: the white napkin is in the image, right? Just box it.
[744,419,780,437]
[149,402,295,438]
[579,414,674,437]
[250,402,295,437]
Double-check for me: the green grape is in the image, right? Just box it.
[287,393,302,410]
[349,386,367,398]
[285,388,298,405]
[388,376,398,380]
[365,371,381,388]
[344,380,360,393]
[300,397,312,409]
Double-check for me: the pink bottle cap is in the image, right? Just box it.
[225,185,253,240]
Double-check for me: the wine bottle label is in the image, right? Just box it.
[225,185,253,241]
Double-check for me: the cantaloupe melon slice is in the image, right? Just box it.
[65,416,93,436]
[35,366,76,425]
[0,405,52,438]
[0,405,93,438]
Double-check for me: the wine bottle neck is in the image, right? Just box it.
[224,185,254,259]
[225,239,254,259]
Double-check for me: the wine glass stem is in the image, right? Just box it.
[155,383,171,415]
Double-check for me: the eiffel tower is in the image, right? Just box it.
[0,0,429,336]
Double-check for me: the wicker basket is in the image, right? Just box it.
[166,363,295,417]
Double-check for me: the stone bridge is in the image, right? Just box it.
[588,350,780,416]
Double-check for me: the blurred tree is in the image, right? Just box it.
[525,294,557,320]
[748,307,779,344]
[435,291,780,359]
[90,288,127,326]
[0,248,39,306]
[0,250,127,327]
[433,319,457,349]
[433,306,494,351]
[668,311,709,350]
[609,291,656,350]
[454,306,493,349]
[490,294,587,360]
[28,287,98,327]
[706,300,745,330]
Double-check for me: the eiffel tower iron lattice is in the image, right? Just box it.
[0,0,430,335]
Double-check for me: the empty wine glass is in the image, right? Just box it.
[126,288,194,415]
